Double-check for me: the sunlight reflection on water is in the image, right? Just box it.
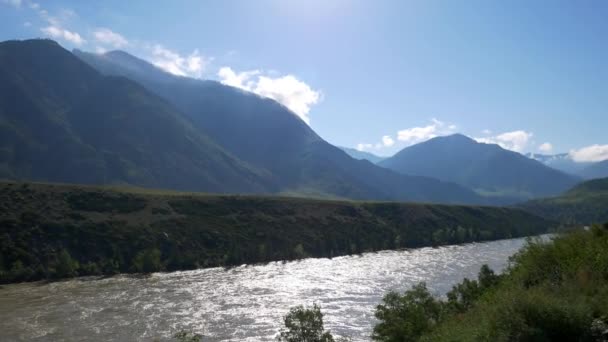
[0,236,544,341]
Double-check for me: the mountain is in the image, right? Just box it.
[0,39,274,193]
[519,177,608,225]
[74,48,484,204]
[579,160,608,180]
[525,152,592,175]
[379,134,581,202]
[339,147,386,163]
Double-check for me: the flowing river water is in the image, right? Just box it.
[0,236,542,341]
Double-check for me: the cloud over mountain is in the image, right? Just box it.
[475,130,533,152]
[218,67,321,124]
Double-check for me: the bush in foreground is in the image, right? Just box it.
[371,224,608,341]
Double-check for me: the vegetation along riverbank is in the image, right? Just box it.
[0,181,552,284]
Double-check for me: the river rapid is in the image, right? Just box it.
[0,236,541,341]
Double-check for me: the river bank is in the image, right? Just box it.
[0,181,552,284]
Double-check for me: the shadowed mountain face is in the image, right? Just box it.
[379,134,581,202]
[0,39,275,193]
[74,48,484,203]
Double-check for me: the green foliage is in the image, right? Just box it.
[53,249,79,278]
[277,304,336,342]
[372,224,608,341]
[445,264,499,313]
[373,283,443,341]
[131,249,162,273]
[0,181,551,284]
[520,177,608,225]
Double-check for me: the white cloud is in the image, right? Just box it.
[151,44,211,79]
[217,67,321,124]
[397,118,456,145]
[93,28,128,48]
[475,130,533,152]
[356,143,373,152]
[28,2,39,10]
[358,119,455,154]
[382,135,395,147]
[482,129,492,135]
[538,142,553,153]
[569,144,608,163]
[41,25,86,45]
[1,0,21,8]
[217,67,260,89]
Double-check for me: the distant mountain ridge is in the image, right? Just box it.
[379,134,581,202]
[525,152,593,175]
[339,147,387,163]
[73,47,485,204]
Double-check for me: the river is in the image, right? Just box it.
[0,236,542,341]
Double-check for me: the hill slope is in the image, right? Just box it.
[519,177,608,225]
[379,134,580,201]
[74,49,484,204]
[579,159,608,180]
[339,147,386,163]
[0,181,552,283]
[0,39,274,193]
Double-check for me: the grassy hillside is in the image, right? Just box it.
[0,181,551,284]
[369,224,608,341]
[519,177,608,225]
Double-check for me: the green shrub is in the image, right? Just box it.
[278,304,337,342]
[373,283,443,341]
[131,248,162,273]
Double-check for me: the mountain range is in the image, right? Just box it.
[2,39,603,205]
[526,152,608,180]
[379,134,580,201]
[339,147,386,164]
[0,39,482,204]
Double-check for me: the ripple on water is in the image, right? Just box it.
[0,236,542,342]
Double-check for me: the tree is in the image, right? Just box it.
[477,264,499,289]
[372,283,443,341]
[446,264,499,313]
[55,249,78,278]
[277,304,336,342]
[131,248,162,273]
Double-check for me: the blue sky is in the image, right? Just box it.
[1,0,607,161]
